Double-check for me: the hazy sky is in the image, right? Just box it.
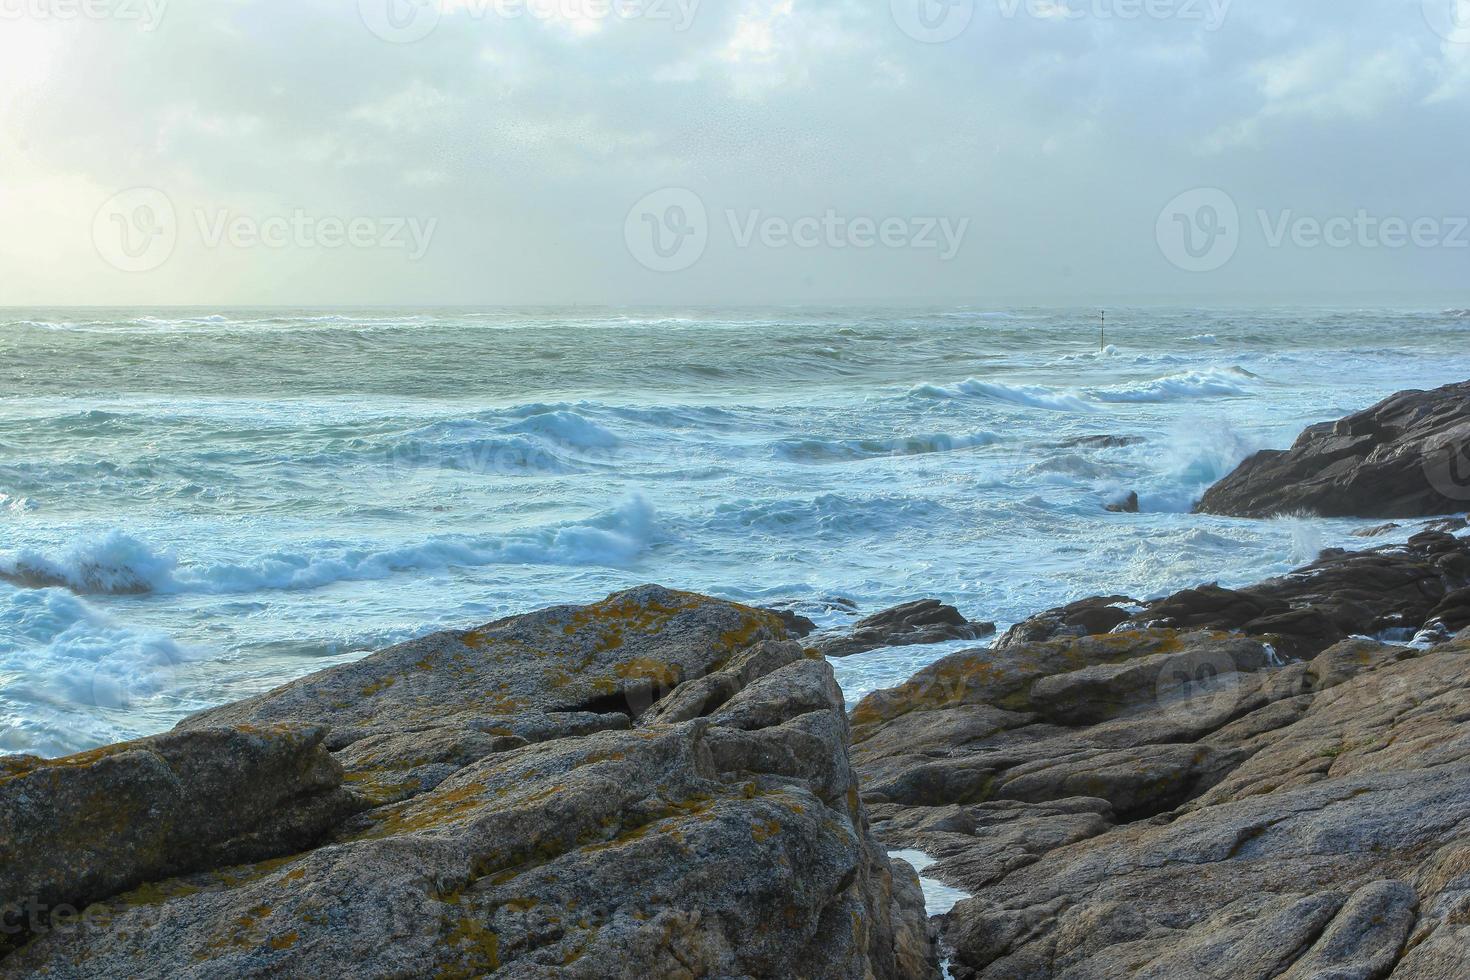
[2,0,1468,306]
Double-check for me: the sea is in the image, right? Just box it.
[4,306,1469,758]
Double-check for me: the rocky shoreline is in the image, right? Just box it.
[4,383,1470,978]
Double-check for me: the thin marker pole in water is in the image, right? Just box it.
[1100,309,1106,353]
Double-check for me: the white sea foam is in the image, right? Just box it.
[1090,369,1255,403]
[0,499,660,598]
[910,379,1097,412]
[776,431,1000,463]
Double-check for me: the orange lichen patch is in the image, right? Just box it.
[751,819,783,843]
[115,878,204,907]
[714,609,785,657]
[1,739,144,784]
[361,676,397,697]
[561,591,713,648]
[355,781,490,839]
[614,658,682,688]
[269,931,300,950]
[461,630,491,650]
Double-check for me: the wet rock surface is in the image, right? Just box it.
[1196,380,1470,518]
[1,586,935,979]
[854,601,1470,978]
[811,599,996,659]
[999,531,1470,658]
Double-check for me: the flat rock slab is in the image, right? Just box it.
[853,590,1470,979]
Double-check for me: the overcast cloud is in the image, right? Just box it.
[2,0,1467,306]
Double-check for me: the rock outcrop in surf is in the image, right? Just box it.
[1196,380,1470,518]
[997,530,1470,658]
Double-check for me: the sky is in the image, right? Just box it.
[1,0,1468,307]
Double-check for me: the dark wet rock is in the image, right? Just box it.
[1427,586,1470,633]
[812,600,996,659]
[3,586,934,979]
[1058,435,1146,449]
[999,532,1470,659]
[1104,491,1140,514]
[768,607,819,637]
[1196,379,1470,518]
[1352,521,1402,537]
[853,607,1470,979]
[995,596,1139,649]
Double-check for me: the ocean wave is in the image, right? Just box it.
[776,431,1000,463]
[1089,369,1256,403]
[707,493,953,537]
[0,532,177,595]
[0,498,661,598]
[910,379,1097,412]
[0,585,198,755]
[499,410,621,449]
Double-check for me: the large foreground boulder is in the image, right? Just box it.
[1,586,935,979]
[1196,380,1470,518]
[853,614,1470,978]
[0,725,356,952]
[997,530,1470,659]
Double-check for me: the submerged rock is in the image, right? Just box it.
[1,586,935,979]
[999,531,1470,659]
[1196,379,1470,518]
[853,613,1470,979]
[811,599,996,659]
[1104,491,1140,514]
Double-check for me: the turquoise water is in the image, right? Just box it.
[3,306,1469,756]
